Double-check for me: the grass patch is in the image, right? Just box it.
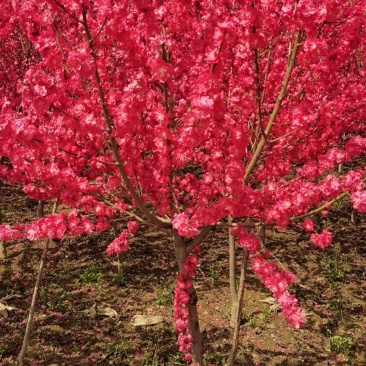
[79,265,104,285]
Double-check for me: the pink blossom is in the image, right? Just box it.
[230,225,245,237]
[81,216,94,234]
[310,230,332,249]
[150,58,174,82]
[105,231,129,255]
[277,292,306,328]
[251,253,306,328]
[127,221,139,235]
[0,224,22,241]
[26,225,39,241]
[237,233,261,252]
[172,213,197,237]
[351,191,366,212]
[302,219,315,232]
[174,252,199,362]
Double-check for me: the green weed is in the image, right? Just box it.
[326,298,343,315]
[329,335,356,359]
[320,252,348,284]
[112,271,126,285]
[39,286,68,310]
[204,351,226,365]
[333,196,350,210]
[79,265,104,285]
[70,345,80,355]
[156,285,172,307]
[0,346,6,358]
[247,306,271,329]
[0,209,10,220]
[107,338,130,361]
[208,265,218,286]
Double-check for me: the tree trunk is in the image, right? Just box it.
[0,240,6,260]
[174,233,203,365]
[228,216,238,328]
[227,248,249,366]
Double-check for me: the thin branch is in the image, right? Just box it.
[53,0,82,23]
[186,226,212,254]
[81,8,171,229]
[17,200,58,366]
[51,16,71,74]
[227,248,249,366]
[92,194,150,226]
[244,31,303,183]
[260,39,273,105]
[291,192,349,221]
[91,17,108,43]
[269,129,297,143]
[220,176,366,230]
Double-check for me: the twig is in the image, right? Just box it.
[81,8,171,230]
[244,31,303,182]
[53,0,82,23]
[186,226,212,254]
[17,200,58,366]
[227,248,249,366]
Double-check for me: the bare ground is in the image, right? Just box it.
[0,184,365,365]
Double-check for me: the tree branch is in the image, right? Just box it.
[81,8,171,229]
[244,31,303,183]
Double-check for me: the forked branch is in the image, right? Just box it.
[244,31,303,183]
[81,8,171,229]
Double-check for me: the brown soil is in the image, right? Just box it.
[0,185,365,365]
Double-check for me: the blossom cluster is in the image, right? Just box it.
[0,213,69,241]
[230,226,261,252]
[310,230,333,249]
[173,249,199,363]
[251,252,306,328]
[105,221,139,255]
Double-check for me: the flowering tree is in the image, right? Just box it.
[1,0,366,364]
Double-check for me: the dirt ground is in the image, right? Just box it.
[0,184,365,365]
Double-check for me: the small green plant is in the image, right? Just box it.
[204,351,226,365]
[208,265,218,286]
[142,347,160,366]
[0,346,6,358]
[333,195,349,210]
[112,339,130,360]
[112,271,126,285]
[326,298,343,315]
[156,285,172,307]
[79,265,104,285]
[247,305,271,329]
[0,209,10,220]
[165,353,186,366]
[39,287,68,310]
[39,286,68,309]
[99,338,130,362]
[329,335,356,359]
[70,345,80,355]
[320,252,348,284]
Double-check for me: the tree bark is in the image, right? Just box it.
[174,233,203,365]
[227,248,249,366]
[228,216,238,328]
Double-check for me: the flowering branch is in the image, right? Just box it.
[81,7,171,229]
[244,31,303,182]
